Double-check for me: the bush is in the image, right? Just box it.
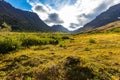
[0,39,20,54]
[110,27,120,33]
[89,39,96,44]
[64,56,80,67]
[21,37,41,47]
[49,39,59,45]
[61,35,70,40]
[59,42,67,48]
[84,47,90,51]
[49,35,70,40]
[21,37,59,47]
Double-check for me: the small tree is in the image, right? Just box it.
[1,22,12,31]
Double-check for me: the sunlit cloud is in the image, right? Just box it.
[27,0,120,31]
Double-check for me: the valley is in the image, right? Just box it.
[0,0,120,80]
[0,32,120,80]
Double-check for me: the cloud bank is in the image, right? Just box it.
[27,0,120,31]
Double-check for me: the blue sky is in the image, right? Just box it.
[5,0,31,10]
[5,0,120,31]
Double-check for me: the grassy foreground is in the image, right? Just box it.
[0,32,120,80]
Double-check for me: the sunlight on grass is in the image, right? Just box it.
[0,32,120,80]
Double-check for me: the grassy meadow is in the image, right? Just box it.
[0,32,120,80]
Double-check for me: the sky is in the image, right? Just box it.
[5,0,120,31]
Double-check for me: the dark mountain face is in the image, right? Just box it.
[51,25,70,33]
[0,1,71,33]
[0,1,50,32]
[77,3,120,33]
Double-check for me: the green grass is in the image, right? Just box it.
[0,32,120,80]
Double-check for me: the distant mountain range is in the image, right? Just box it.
[51,25,70,33]
[0,1,69,32]
[77,3,120,33]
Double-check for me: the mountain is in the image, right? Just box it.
[0,1,71,33]
[92,21,120,33]
[77,3,120,33]
[51,25,70,33]
[0,1,50,32]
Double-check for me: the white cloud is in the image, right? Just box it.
[27,0,120,31]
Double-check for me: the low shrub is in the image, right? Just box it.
[110,27,120,33]
[49,39,59,45]
[21,37,42,47]
[89,38,96,44]
[35,66,60,80]
[61,35,70,40]
[59,42,67,48]
[0,39,20,54]
[64,56,94,80]
[84,47,91,51]
[21,37,59,47]
[64,56,80,67]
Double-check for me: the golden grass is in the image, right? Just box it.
[0,32,120,80]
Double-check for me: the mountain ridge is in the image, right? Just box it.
[0,1,70,33]
[76,3,120,33]
[84,3,120,28]
[51,25,70,33]
[0,1,51,32]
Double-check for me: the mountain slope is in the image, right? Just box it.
[77,3,120,33]
[51,25,70,33]
[91,21,120,33]
[84,3,120,28]
[0,1,71,33]
[0,1,50,32]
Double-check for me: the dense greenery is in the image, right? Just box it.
[0,32,120,80]
[0,32,70,54]
[0,38,20,53]
[21,37,59,47]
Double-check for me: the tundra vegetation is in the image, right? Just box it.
[0,32,120,80]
